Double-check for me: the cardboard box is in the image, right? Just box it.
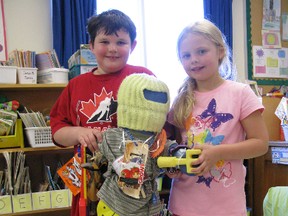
[0,195,13,214]
[51,189,70,208]
[68,44,97,68]
[0,66,17,84]
[32,191,51,210]
[12,193,33,213]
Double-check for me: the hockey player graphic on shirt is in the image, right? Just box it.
[88,97,111,122]
[79,88,117,124]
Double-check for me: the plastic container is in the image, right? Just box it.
[0,66,17,84]
[37,68,69,84]
[17,67,37,84]
[25,127,54,147]
[0,119,24,148]
[69,64,97,80]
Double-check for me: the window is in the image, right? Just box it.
[97,0,204,100]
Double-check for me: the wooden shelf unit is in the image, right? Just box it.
[249,141,288,216]
[0,84,66,115]
[0,84,73,215]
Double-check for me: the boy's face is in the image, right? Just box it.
[90,29,136,75]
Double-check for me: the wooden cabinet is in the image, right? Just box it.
[248,142,288,216]
[244,88,286,216]
[0,84,73,215]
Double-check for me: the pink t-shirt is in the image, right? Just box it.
[168,80,264,216]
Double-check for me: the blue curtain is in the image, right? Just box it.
[203,0,233,50]
[52,0,96,69]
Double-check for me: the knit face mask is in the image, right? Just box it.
[117,73,170,133]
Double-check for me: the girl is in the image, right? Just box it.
[165,19,269,216]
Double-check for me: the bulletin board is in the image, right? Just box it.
[246,0,288,85]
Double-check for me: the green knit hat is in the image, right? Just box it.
[117,74,170,133]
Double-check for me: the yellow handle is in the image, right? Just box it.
[157,149,201,173]
[157,157,179,168]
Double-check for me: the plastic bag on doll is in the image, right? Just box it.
[112,140,149,198]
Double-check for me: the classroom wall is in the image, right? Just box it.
[3,0,53,53]
[232,0,247,83]
[2,0,247,81]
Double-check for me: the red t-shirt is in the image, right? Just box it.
[50,64,154,216]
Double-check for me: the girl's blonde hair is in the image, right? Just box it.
[173,19,236,129]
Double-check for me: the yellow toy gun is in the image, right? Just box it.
[157,149,201,174]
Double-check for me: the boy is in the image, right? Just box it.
[50,9,154,216]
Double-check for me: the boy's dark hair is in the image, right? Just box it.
[87,9,137,45]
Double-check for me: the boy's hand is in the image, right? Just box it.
[78,128,103,152]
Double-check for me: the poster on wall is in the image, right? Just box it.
[0,0,7,62]
[262,29,281,48]
[262,0,281,30]
[253,45,288,78]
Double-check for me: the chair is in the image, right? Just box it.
[263,186,288,216]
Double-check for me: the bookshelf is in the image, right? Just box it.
[0,84,73,215]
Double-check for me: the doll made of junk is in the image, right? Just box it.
[96,73,176,216]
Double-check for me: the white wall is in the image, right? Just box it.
[3,0,247,80]
[3,0,53,54]
[232,0,247,82]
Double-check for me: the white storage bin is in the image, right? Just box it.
[37,68,69,84]
[25,127,54,147]
[0,66,17,84]
[17,67,37,84]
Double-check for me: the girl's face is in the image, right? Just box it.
[179,33,224,82]
[90,29,136,75]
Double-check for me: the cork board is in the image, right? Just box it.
[247,0,288,85]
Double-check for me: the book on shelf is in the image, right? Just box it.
[36,49,61,70]
[8,49,36,68]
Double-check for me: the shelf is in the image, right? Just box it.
[269,141,288,147]
[0,146,74,154]
[2,207,70,216]
[0,84,66,112]
[0,84,66,90]
[0,82,72,215]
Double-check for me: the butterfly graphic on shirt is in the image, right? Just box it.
[197,161,236,188]
[196,175,214,187]
[211,161,236,187]
[199,98,233,131]
[193,129,224,146]
[206,130,224,145]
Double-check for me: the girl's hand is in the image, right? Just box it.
[191,143,221,175]
[77,127,103,152]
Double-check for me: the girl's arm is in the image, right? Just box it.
[192,110,269,175]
